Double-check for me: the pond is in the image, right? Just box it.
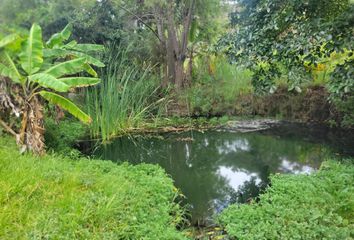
[86,122,354,225]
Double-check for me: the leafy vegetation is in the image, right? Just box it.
[216,0,354,126]
[219,160,354,239]
[0,1,353,239]
[221,0,353,93]
[185,56,253,116]
[0,136,187,239]
[44,118,86,155]
[0,23,103,154]
[85,46,161,141]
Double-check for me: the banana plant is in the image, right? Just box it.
[0,23,104,155]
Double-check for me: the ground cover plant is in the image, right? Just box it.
[0,136,187,240]
[219,160,354,239]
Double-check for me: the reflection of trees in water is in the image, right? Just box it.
[230,176,269,204]
[96,130,330,224]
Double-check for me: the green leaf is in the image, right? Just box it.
[46,24,73,48]
[83,63,98,77]
[189,19,198,43]
[61,24,73,40]
[0,34,18,49]
[60,77,100,88]
[43,48,68,58]
[70,44,105,52]
[29,73,70,92]
[71,51,105,67]
[19,24,44,75]
[0,63,20,83]
[0,51,23,83]
[64,40,77,49]
[39,91,92,124]
[45,58,86,78]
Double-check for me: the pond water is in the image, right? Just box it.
[87,122,354,225]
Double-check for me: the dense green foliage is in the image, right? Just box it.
[221,0,353,93]
[216,0,354,126]
[219,160,354,239]
[0,1,353,239]
[185,56,253,116]
[0,136,186,239]
[85,47,161,141]
[0,23,103,154]
[1,0,353,128]
[44,118,86,155]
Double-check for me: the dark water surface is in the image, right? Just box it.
[88,123,354,225]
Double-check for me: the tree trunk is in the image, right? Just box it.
[175,60,185,90]
[165,0,195,91]
[20,96,45,155]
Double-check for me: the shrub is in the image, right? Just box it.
[44,118,86,156]
[186,55,253,116]
[0,136,187,239]
[219,161,354,240]
[330,95,354,129]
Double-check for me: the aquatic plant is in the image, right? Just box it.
[85,46,161,141]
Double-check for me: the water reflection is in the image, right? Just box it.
[93,129,343,225]
[279,158,315,174]
[217,166,261,190]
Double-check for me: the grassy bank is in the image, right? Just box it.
[0,136,187,240]
[219,160,354,239]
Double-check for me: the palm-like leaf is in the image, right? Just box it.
[0,34,18,49]
[39,91,92,124]
[43,49,105,68]
[45,58,87,78]
[19,24,43,75]
[71,51,105,67]
[60,77,100,88]
[43,48,67,58]
[70,44,105,53]
[0,63,20,83]
[46,24,73,48]
[84,63,99,78]
[0,51,23,83]
[29,73,70,92]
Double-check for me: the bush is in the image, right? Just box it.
[0,136,187,240]
[44,118,86,155]
[219,161,354,240]
[331,95,354,129]
[186,55,253,116]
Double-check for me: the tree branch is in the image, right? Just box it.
[0,118,17,136]
[181,0,196,55]
[117,4,162,43]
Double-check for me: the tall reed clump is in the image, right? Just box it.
[85,46,159,141]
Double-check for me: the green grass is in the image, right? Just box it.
[219,160,354,240]
[0,136,187,240]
